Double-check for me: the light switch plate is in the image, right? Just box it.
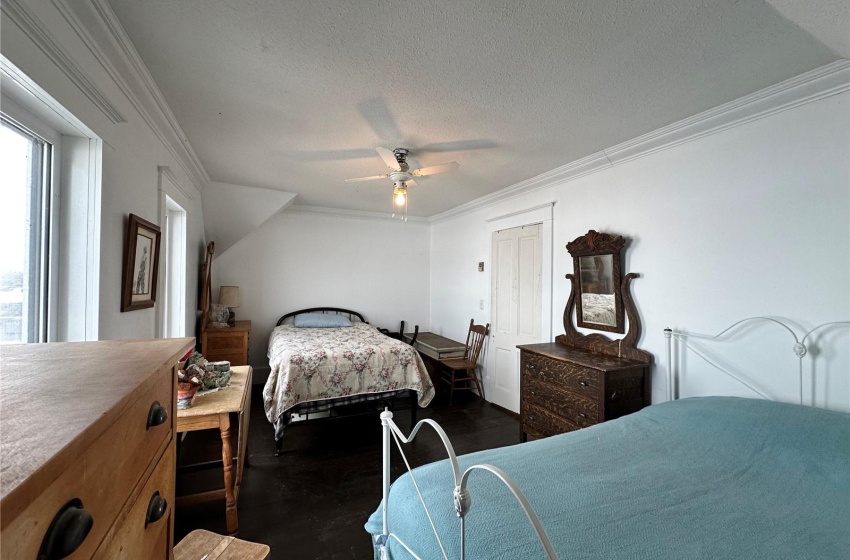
[478,262,484,272]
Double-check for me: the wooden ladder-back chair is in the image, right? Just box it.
[438,319,489,405]
[399,320,420,347]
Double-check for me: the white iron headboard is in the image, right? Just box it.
[664,317,849,408]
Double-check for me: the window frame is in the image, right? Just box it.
[0,112,60,343]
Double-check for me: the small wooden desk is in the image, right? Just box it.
[403,332,466,386]
[176,366,252,535]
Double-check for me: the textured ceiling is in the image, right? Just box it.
[108,0,843,217]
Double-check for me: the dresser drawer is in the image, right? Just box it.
[522,375,598,428]
[522,353,599,396]
[0,366,173,560]
[206,333,245,352]
[94,447,175,559]
[521,402,579,439]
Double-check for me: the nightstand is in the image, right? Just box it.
[202,320,251,366]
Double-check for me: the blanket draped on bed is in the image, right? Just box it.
[264,323,435,425]
[366,397,850,559]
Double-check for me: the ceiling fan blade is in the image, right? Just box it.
[375,147,401,171]
[411,162,460,177]
[405,179,419,188]
[345,174,389,183]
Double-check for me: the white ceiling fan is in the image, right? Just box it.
[345,147,459,221]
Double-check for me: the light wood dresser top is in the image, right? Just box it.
[0,338,193,504]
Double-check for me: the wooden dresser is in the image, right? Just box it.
[0,338,193,560]
[202,320,251,366]
[518,229,652,442]
[518,343,650,441]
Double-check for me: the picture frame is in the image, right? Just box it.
[121,213,161,312]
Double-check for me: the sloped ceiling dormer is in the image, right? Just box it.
[202,182,296,257]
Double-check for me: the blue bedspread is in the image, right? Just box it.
[365,397,850,559]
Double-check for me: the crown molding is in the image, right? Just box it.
[286,204,429,224]
[86,0,210,191]
[1,0,126,124]
[603,59,850,165]
[432,59,850,223]
[39,0,209,193]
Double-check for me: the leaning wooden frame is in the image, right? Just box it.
[375,316,849,559]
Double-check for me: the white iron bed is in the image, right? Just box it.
[367,317,850,560]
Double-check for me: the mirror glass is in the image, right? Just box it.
[578,255,616,327]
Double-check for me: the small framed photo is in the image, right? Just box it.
[121,213,161,312]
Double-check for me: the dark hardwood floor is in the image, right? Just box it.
[175,387,520,559]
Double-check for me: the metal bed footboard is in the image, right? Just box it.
[378,410,558,560]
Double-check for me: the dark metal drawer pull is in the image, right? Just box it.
[145,491,167,527]
[38,498,93,560]
[146,401,168,430]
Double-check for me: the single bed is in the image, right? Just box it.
[366,317,850,559]
[264,307,435,453]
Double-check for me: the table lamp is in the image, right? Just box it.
[218,285,240,327]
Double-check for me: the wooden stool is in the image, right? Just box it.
[175,529,270,560]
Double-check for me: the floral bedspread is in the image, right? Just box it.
[263,323,435,424]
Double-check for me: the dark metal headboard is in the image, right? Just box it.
[276,307,367,326]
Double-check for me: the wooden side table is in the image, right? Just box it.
[175,529,269,559]
[202,320,252,366]
[176,366,252,535]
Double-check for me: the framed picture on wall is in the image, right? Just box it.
[121,213,161,312]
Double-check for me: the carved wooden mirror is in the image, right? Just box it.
[567,230,625,334]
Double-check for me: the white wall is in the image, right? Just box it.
[1,1,207,341]
[213,210,431,382]
[431,92,850,409]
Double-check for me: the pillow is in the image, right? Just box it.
[293,313,353,328]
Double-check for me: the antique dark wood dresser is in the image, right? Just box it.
[518,230,652,441]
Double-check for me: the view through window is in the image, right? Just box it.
[0,118,50,343]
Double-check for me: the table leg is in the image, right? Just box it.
[220,412,238,535]
[237,387,251,485]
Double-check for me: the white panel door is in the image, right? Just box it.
[489,224,542,412]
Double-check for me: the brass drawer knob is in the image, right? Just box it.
[145,491,168,527]
[579,412,588,419]
[527,364,537,370]
[579,381,588,387]
[146,401,168,430]
[39,498,93,560]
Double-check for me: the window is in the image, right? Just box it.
[0,118,52,343]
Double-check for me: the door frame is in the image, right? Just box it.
[484,202,554,400]
[156,166,192,338]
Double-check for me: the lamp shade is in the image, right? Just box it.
[218,285,241,308]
